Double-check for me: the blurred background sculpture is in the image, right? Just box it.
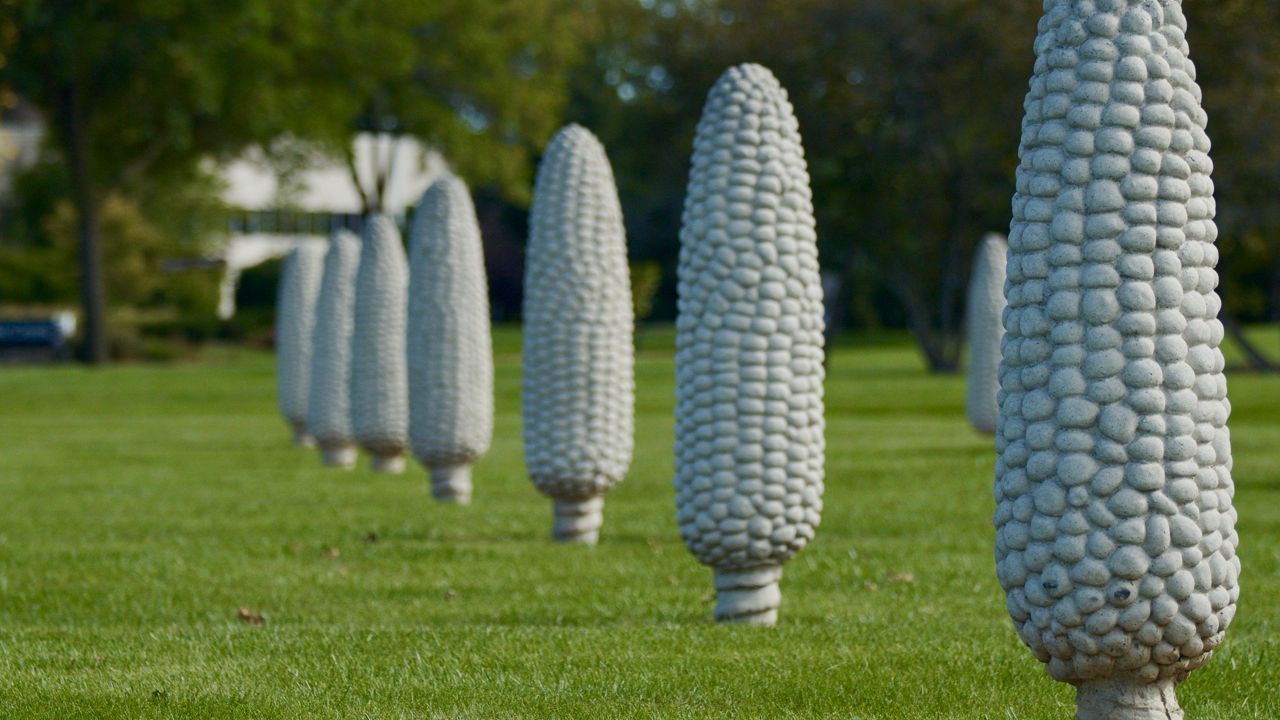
[307,229,362,468]
[674,64,825,625]
[522,124,635,544]
[350,215,410,473]
[275,242,325,447]
[966,233,1008,434]
[994,3,1239,717]
[407,176,494,504]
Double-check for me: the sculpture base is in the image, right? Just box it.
[291,422,316,448]
[371,452,406,474]
[1076,678,1182,720]
[552,497,604,544]
[430,464,472,504]
[714,566,782,626]
[320,444,358,469]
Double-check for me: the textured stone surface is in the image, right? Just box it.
[350,215,409,471]
[995,1,1238,710]
[967,234,1009,434]
[674,64,825,625]
[553,497,605,545]
[408,175,494,504]
[714,566,783,626]
[308,229,361,468]
[276,242,326,447]
[1076,677,1183,720]
[522,124,635,543]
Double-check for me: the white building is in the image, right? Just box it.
[2,102,446,320]
[214,135,447,318]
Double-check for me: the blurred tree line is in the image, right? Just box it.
[573,0,1280,370]
[0,0,1277,369]
[0,0,592,361]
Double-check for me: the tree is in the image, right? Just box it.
[3,0,600,362]
[288,0,598,212]
[2,0,313,362]
[1185,0,1280,369]
[575,0,1280,371]
[573,0,1040,371]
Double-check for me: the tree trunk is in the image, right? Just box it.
[345,133,402,216]
[888,266,960,373]
[934,243,966,371]
[344,144,373,215]
[932,168,975,373]
[61,82,108,364]
[372,133,399,213]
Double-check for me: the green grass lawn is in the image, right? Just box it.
[1,329,1277,719]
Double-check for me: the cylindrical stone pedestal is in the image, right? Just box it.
[430,464,472,504]
[552,497,604,544]
[291,421,316,448]
[320,444,357,469]
[371,452,406,474]
[714,566,782,626]
[1076,678,1182,720]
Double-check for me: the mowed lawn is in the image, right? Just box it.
[0,328,1277,719]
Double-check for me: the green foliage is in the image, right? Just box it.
[629,260,662,323]
[38,192,221,354]
[0,159,73,304]
[572,0,1280,369]
[1185,1,1280,322]
[0,0,318,360]
[572,0,1040,369]
[3,0,1279,365]
[0,0,17,101]
[225,257,283,347]
[0,163,225,356]
[3,184,220,310]
[0,245,69,303]
[43,194,165,306]
[0,0,605,361]
[0,332,1276,716]
[288,0,598,206]
[2,0,311,187]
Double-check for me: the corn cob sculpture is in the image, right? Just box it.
[522,124,634,544]
[675,64,825,626]
[966,234,1009,435]
[996,3,1238,717]
[276,242,326,447]
[407,176,494,504]
[350,214,410,473]
[307,229,362,468]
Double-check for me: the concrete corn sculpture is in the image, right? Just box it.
[350,214,410,473]
[995,3,1238,717]
[675,64,825,626]
[966,234,1009,435]
[307,229,362,468]
[276,242,326,447]
[407,176,494,504]
[522,124,634,543]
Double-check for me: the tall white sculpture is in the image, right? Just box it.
[995,3,1238,718]
[675,64,825,626]
[407,175,494,504]
[308,229,362,468]
[276,242,325,447]
[966,233,1009,434]
[350,214,410,473]
[522,124,634,544]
